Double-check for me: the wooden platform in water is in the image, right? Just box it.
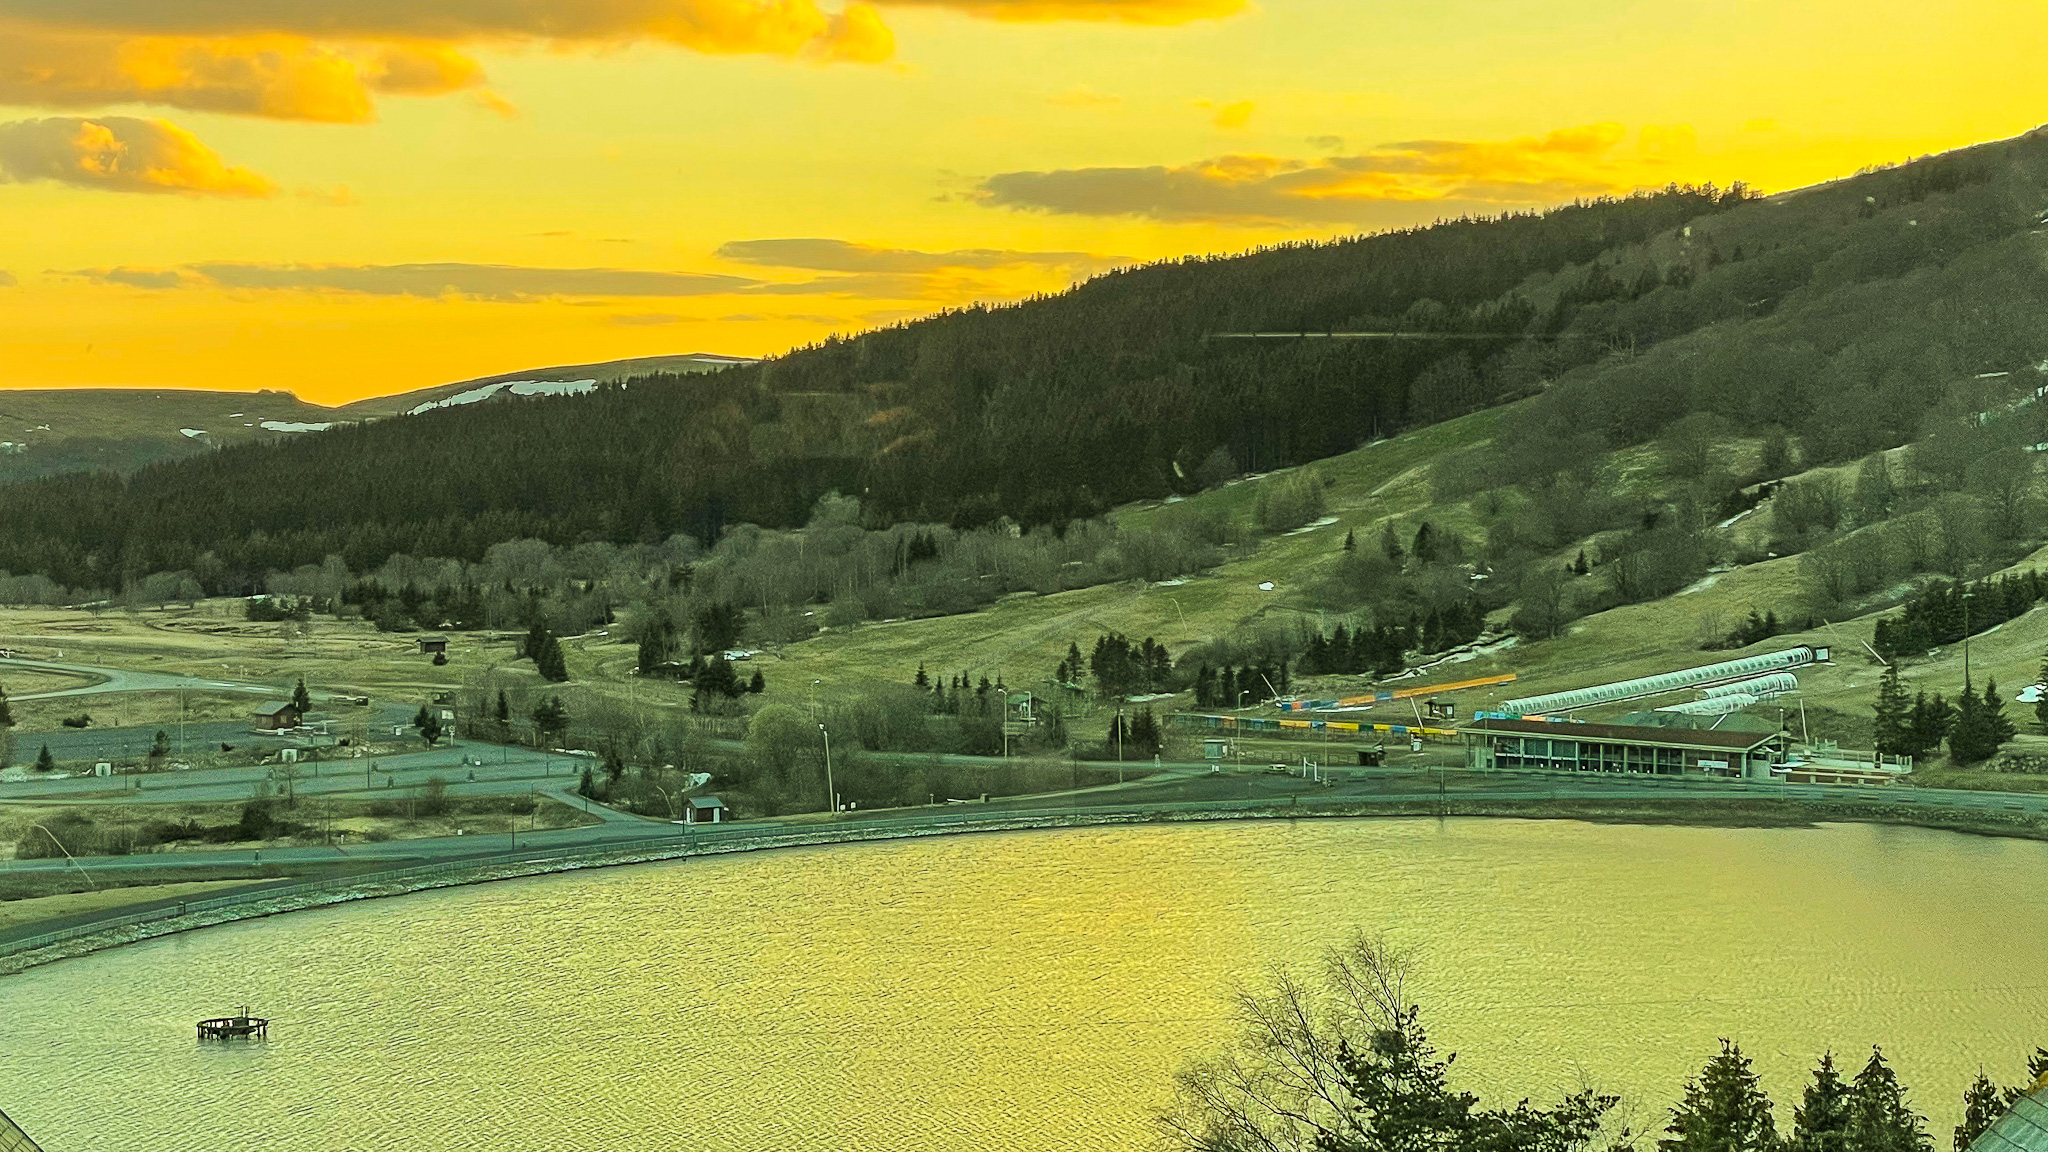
[196,1013,268,1041]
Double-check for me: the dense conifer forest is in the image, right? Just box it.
[0,129,2043,627]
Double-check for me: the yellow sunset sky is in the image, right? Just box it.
[0,0,2041,405]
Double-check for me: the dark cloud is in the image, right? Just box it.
[0,115,272,195]
[975,123,1639,225]
[717,237,1108,274]
[70,266,186,288]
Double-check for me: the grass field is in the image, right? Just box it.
[3,393,2046,777]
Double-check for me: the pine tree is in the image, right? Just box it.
[2035,650,2048,732]
[1342,528,1356,552]
[1846,1047,1931,1152]
[1381,523,1406,566]
[914,663,929,689]
[537,634,569,683]
[1955,1073,2003,1152]
[1983,678,2017,745]
[495,689,510,724]
[1661,1040,1778,1152]
[748,670,766,694]
[1129,708,1162,757]
[1789,1051,1854,1152]
[523,619,549,661]
[1873,663,1913,757]
[1950,677,2002,765]
[290,675,311,716]
[1573,548,1591,576]
[34,743,54,772]
[1105,713,1128,759]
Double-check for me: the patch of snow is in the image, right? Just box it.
[1154,577,1188,587]
[260,421,333,433]
[227,412,243,417]
[1258,581,1276,591]
[1676,574,1720,596]
[2017,684,2045,704]
[407,378,600,416]
[508,379,600,398]
[1284,516,1341,537]
[1126,693,1178,703]
[179,428,208,438]
[409,381,509,415]
[1163,495,1185,503]
[1717,507,1758,529]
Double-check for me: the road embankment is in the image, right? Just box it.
[4,795,2044,976]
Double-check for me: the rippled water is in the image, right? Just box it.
[3,819,2047,1152]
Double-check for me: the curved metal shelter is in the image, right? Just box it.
[1503,647,1824,714]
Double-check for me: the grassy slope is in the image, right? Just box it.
[0,389,335,445]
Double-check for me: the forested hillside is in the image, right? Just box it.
[0,129,2044,600]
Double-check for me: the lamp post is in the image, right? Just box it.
[818,723,836,815]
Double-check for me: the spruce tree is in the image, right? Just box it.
[915,663,929,689]
[1982,678,2016,745]
[1789,1051,1854,1152]
[1381,523,1406,566]
[1847,1047,1931,1152]
[1955,1072,2003,1152]
[291,675,311,716]
[1873,663,1912,756]
[1130,708,1162,757]
[537,634,569,683]
[1949,684,1999,764]
[1661,1039,1778,1152]
[2036,651,2048,732]
[495,689,510,724]
[748,670,766,694]
[1342,528,1356,552]
[34,743,54,772]
[1573,548,1591,576]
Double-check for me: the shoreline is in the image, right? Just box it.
[3,795,2044,976]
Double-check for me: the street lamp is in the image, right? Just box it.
[818,723,836,815]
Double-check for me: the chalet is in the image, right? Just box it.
[417,637,450,656]
[251,702,303,732]
[686,796,727,825]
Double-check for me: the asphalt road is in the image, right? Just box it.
[7,707,417,764]
[0,655,329,702]
[5,743,2046,880]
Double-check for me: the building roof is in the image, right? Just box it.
[0,1105,47,1152]
[1459,716,1781,753]
[1971,1085,2048,1152]
[252,701,300,717]
[689,795,725,809]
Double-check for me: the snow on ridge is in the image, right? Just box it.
[179,428,209,438]
[507,379,599,397]
[261,421,334,433]
[405,378,600,416]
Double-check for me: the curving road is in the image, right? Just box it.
[0,655,338,702]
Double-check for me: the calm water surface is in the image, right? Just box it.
[3,819,2046,1151]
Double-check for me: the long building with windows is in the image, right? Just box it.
[1459,716,1788,778]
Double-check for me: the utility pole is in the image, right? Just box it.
[818,723,835,814]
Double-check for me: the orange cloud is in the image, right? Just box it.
[0,31,388,121]
[976,122,1648,224]
[0,116,274,196]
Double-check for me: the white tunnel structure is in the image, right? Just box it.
[1503,647,1826,715]
[1702,672,1799,699]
